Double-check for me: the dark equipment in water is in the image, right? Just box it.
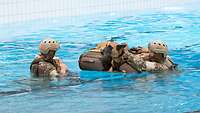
[78,41,138,72]
[79,45,113,71]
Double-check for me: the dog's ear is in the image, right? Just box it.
[116,43,127,51]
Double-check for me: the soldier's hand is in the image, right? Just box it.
[49,70,59,81]
[121,70,127,73]
[54,59,68,76]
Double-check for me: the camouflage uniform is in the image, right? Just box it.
[30,56,63,78]
[122,47,177,73]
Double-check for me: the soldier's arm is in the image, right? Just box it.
[165,56,178,70]
[30,63,39,77]
[144,61,168,72]
[30,61,58,78]
[54,57,68,76]
[124,52,146,72]
[124,52,167,72]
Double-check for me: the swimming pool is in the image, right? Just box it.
[0,9,200,113]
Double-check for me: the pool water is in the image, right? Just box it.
[0,11,200,113]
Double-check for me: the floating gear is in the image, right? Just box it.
[79,41,177,73]
[79,41,116,71]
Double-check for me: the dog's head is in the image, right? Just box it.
[110,43,128,71]
[90,41,117,53]
[111,43,128,59]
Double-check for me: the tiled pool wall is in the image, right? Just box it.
[0,0,198,24]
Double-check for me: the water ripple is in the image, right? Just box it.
[0,12,200,113]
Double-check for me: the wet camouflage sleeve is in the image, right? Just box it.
[53,57,68,74]
[123,51,168,72]
[145,61,168,72]
[165,56,178,70]
[31,61,57,77]
[123,51,146,72]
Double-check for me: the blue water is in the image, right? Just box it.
[0,11,200,113]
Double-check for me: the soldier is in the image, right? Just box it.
[110,40,177,73]
[125,40,177,72]
[30,38,68,79]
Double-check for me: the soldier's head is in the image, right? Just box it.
[148,40,168,63]
[39,38,60,61]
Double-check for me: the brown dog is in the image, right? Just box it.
[109,43,129,72]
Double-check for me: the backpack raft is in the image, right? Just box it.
[78,42,137,72]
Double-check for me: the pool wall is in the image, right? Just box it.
[0,0,198,24]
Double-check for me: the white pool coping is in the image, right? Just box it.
[0,0,199,24]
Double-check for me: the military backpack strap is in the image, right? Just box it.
[30,58,45,70]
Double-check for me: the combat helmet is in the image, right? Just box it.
[39,38,60,54]
[148,40,168,57]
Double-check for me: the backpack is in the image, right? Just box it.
[79,45,113,71]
